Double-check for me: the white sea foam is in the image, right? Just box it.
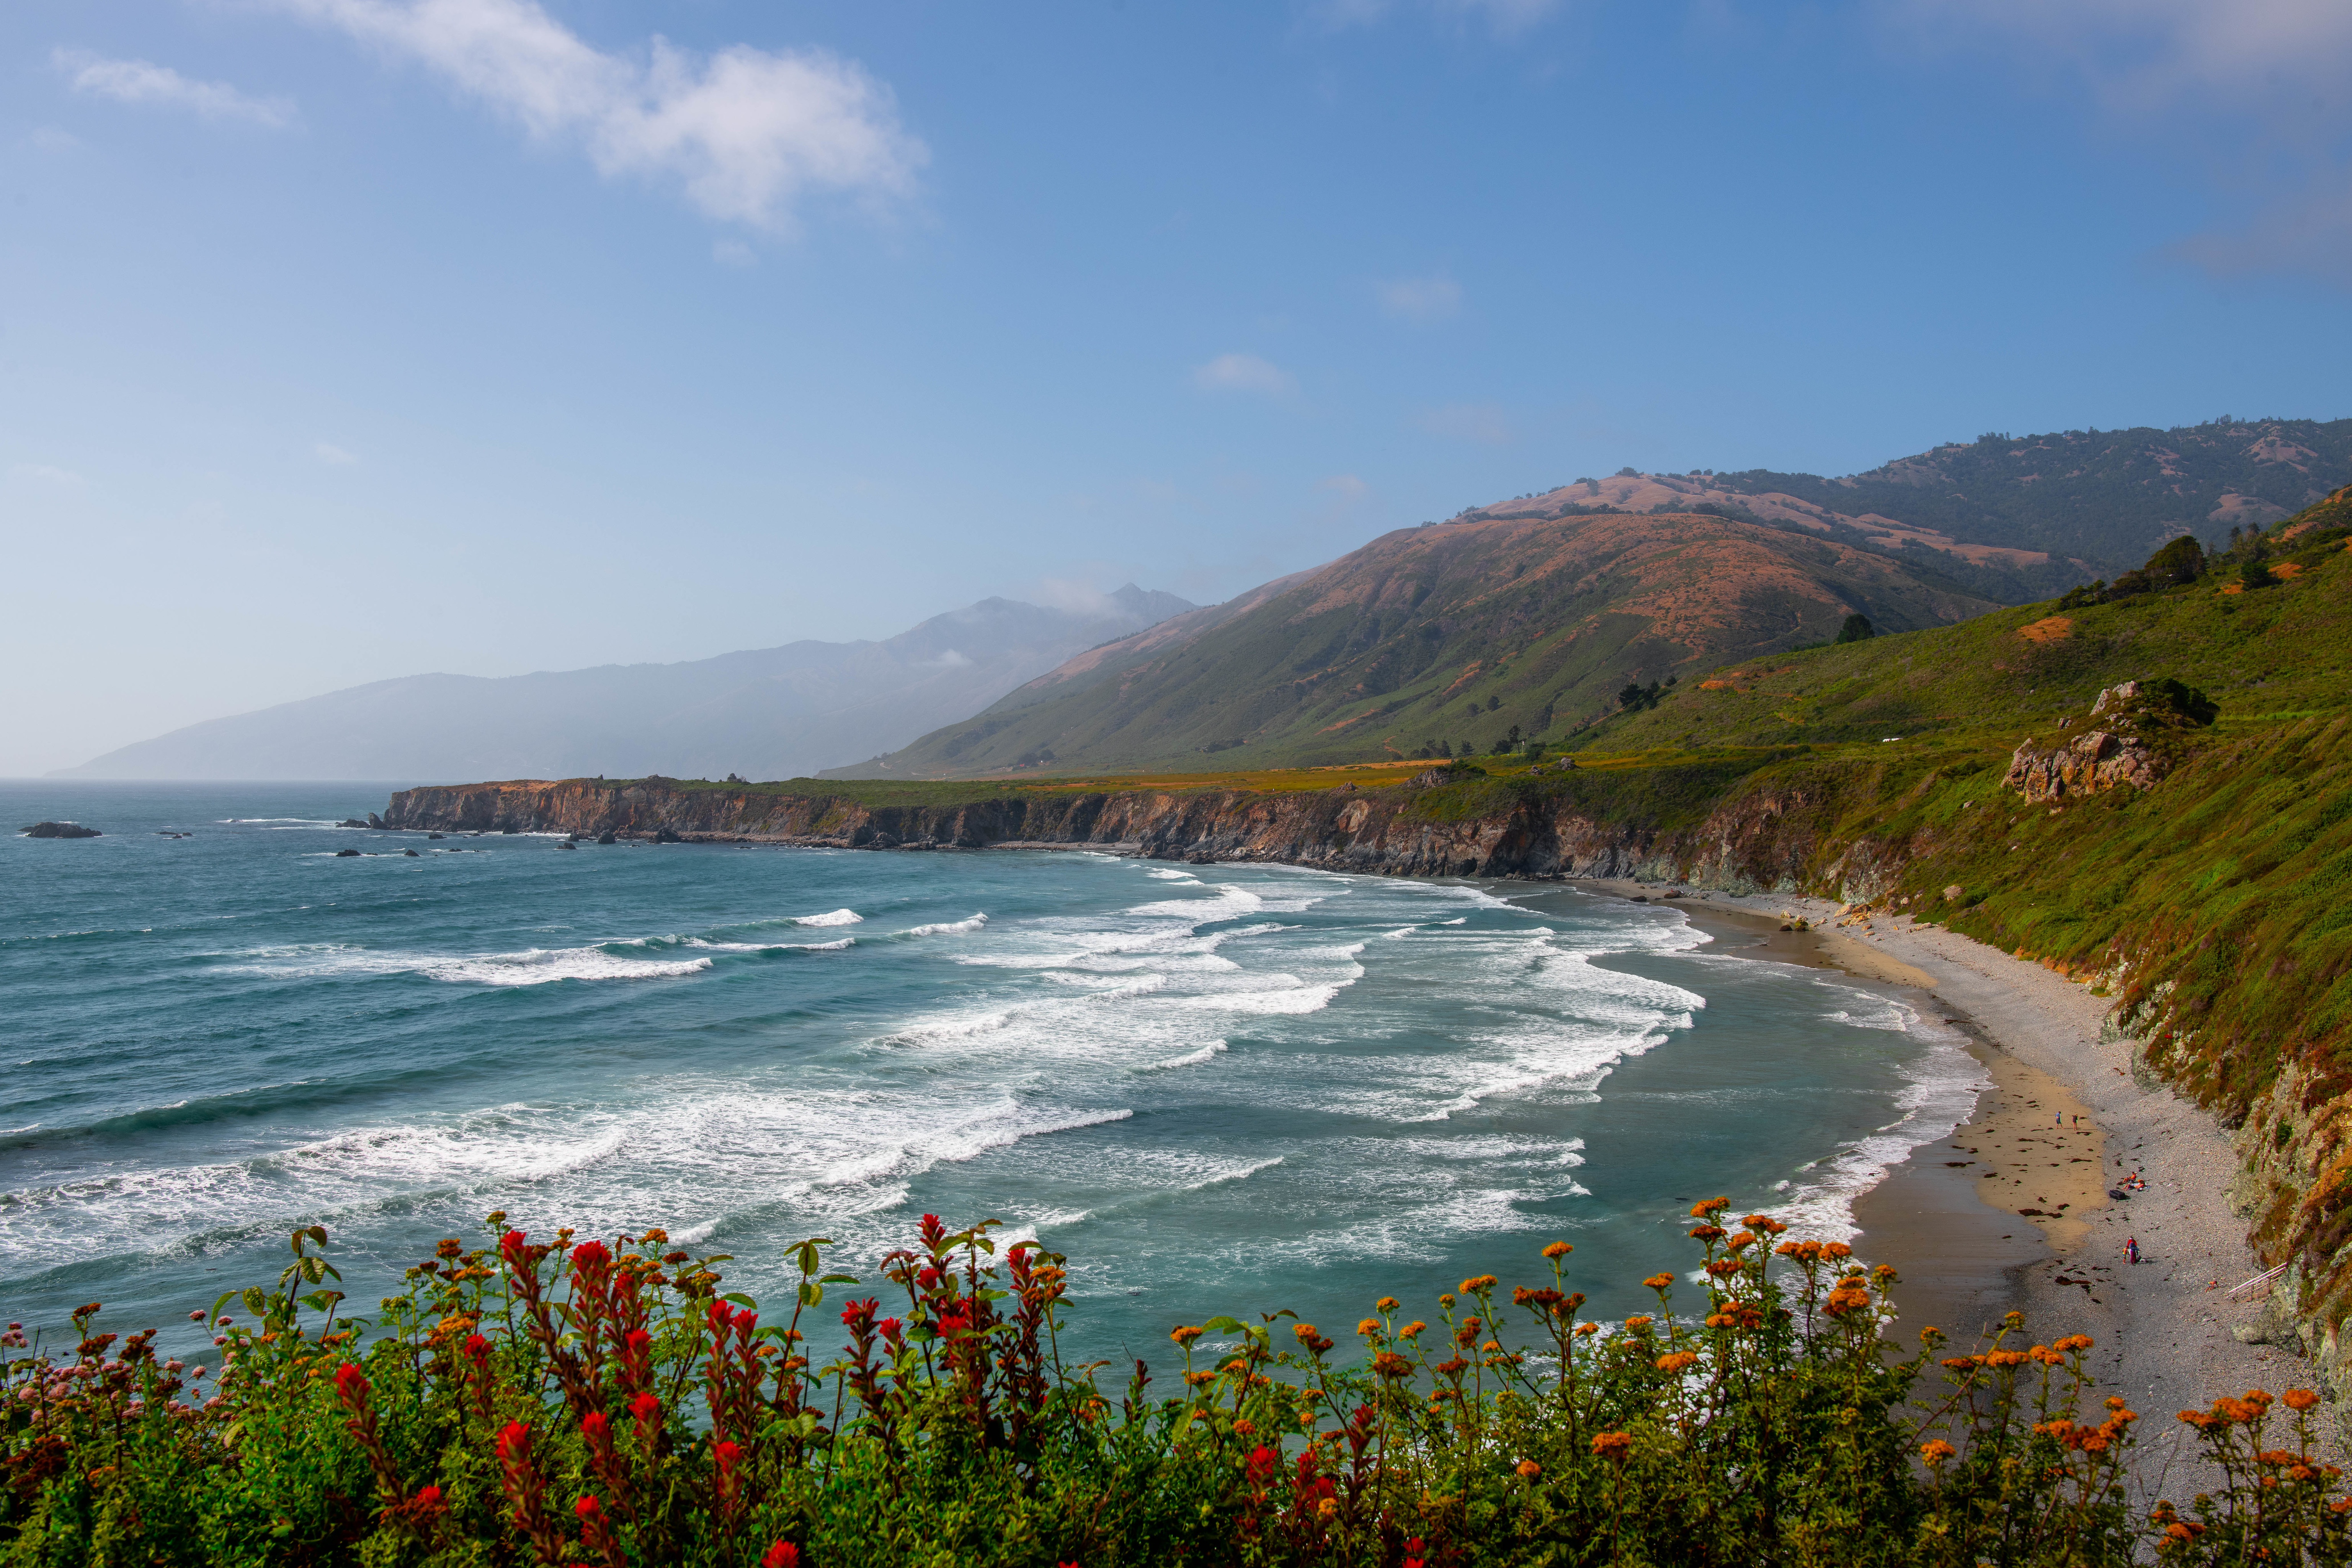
[901,913,988,937]
[211,942,710,986]
[1143,1040,1230,1071]
[794,909,863,927]
[1766,1005,1988,1245]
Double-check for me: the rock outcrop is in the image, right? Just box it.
[2002,678,2216,804]
[20,821,101,838]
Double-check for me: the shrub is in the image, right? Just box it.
[1835,614,1876,644]
[3,1206,2345,1566]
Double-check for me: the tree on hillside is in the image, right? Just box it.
[1834,613,1875,644]
[2147,534,2206,585]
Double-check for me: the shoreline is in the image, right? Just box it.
[1562,877,2331,1491]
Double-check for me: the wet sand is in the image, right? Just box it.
[1567,879,2332,1495]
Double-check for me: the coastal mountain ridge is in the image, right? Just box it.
[61,586,1196,782]
[826,508,1999,779]
[1470,416,2352,593]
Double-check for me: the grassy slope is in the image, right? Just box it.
[848,510,1995,780]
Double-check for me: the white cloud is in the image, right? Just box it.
[1375,274,1461,321]
[1193,353,1295,396]
[10,463,85,485]
[54,50,297,129]
[712,238,755,267]
[314,442,358,464]
[1417,403,1515,446]
[1319,474,1371,501]
[269,0,925,231]
[1894,0,2352,112]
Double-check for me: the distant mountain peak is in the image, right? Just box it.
[61,587,1197,782]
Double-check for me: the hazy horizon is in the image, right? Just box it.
[8,0,2352,774]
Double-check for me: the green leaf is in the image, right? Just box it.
[797,1282,823,1308]
[210,1290,239,1325]
[818,1273,859,1285]
[1201,1316,1246,1334]
[305,1224,328,1247]
[721,1292,760,1308]
[242,1287,269,1317]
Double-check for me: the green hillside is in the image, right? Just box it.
[1584,490,2352,754]
[832,509,1996,779]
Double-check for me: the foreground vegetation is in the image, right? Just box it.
[5,1208,2345,1566]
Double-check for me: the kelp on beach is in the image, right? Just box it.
[3,1207,2344,1566]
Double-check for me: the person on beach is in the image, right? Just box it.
[2126,1236,2140,1265]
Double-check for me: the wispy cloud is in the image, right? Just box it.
[1894,0,2352,113]
[1375,273,1461,322]
[2172,172,2352,290]
[1893,1,2352,286]
[54,50,297,129]
[269,0,927,231]
[10,463,85,485]
[1315,0,1561,35]
[1417,402,1515,446]
[314,442,358,464]
[1193,352,1295,396]
[1439,0,1562,36]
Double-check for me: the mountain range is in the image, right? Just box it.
[61,587,1194,782]
[64,417,2352,784]
[833,418,2352,780]
[828,508,1997,778]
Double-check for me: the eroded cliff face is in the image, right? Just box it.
[379,777,1692,879]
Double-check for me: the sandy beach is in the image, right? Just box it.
[1566,879,2330,1497]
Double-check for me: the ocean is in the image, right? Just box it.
[1,781,1979,1366]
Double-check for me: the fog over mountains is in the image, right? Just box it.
[62,587,1195,782]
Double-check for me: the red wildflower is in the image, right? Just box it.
[762,1545,801,1568]
[332,1362,369,1410]
[1247,1444,1279,1485]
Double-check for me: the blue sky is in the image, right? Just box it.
[6,0,2351,773]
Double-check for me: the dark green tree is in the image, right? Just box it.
[1834,613,1875,644]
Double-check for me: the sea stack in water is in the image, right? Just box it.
[20,821,100,838]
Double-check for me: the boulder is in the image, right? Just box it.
[596,831,618,845]
[338,818,369,829]
[335,848,361,857]
[652,828,683,844]
[20,821,100,838]
[403,848,420,857]
[1943,884,1964,903]
[559,841,577,850]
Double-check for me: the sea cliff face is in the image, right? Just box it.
[380,777,1693,880]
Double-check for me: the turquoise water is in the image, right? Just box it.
[1,782,1976,1366]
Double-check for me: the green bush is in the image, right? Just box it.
[3,1207,2343,1566]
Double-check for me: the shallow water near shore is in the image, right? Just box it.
[3,781,1979,1364]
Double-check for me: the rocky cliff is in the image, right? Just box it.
[381,776,1677,880]
[379,762,1925,892]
